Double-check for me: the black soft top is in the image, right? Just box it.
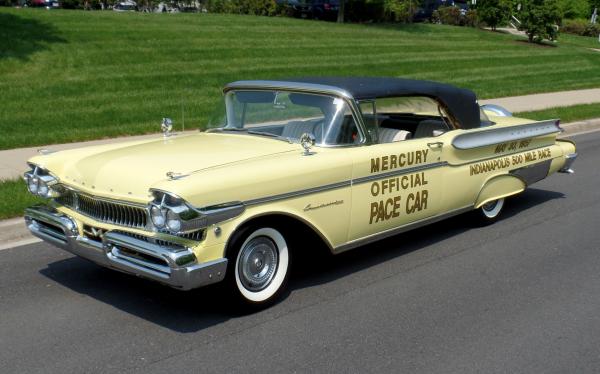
[289,77,481,129]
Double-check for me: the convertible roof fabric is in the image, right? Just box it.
[288,77,481,129]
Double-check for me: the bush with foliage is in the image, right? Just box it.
[517,0,562,43]
[464,9,479,27]
[382,0,419,22]
[205,0,277,15]
[477,0,511,30]
[558,0,591,19]
[561,18,600,36]
[432,5,462,25]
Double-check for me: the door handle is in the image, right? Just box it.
[427,141,444,149]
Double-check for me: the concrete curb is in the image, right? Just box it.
[1,119,599,250]
[558,118,600,137]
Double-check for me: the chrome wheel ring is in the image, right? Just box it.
[237,236,279,292]
[482,198,504,219]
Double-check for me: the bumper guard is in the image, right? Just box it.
[24,205,227,290]
[559,153,578,174]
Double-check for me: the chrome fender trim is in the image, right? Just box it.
[452,120,560,150]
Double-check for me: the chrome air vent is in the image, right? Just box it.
[55,188,147,229]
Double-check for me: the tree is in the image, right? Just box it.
[518,0,562,43]
[383,0,420,22]
[478,0,512,30]
[558,0,591,19]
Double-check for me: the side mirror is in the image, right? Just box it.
[300,133,316,156]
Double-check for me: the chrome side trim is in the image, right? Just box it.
[242,162,447,207]
[244,180,352,206]
[334,205,473,254]
[452,120,560,150]
[198,202,246,226]
[24,205,227,290]
[559,152,578,174]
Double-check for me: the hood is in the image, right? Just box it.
[33,133,297,202]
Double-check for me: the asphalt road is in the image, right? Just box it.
[2,131,599,374]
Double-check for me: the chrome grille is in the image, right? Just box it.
[56,189,147,229]
[114,230,205,248]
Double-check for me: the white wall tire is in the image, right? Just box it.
[474,198,505,226]
[231,227,290,305]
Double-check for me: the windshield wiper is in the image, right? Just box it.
[247,130,293,143]
[210,128,292,143]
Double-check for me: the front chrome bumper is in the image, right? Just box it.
[559,153,578,174]
[24,205,227,290]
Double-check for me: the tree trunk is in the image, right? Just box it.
[337,0,345,23]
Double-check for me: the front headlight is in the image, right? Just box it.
[166,209,182,232]
[150,205,167,228]
[148,190,200,235]
[24,166,61,198]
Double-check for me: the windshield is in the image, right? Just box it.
[208,90,362,146]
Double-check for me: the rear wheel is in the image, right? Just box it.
[475,198,505,225]
[227,226,291,307]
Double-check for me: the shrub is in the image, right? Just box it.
[517,0,562,43]
[477,0,511,30]
[464,9,479,27]
[432,5,462,25]
[383,0,419,22]
[561,18,600,37]
[205,0,277,15]
[558,0,591,20]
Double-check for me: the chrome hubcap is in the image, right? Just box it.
[238,236,278,292]
[482,198,504,218]
[482,201,497,211]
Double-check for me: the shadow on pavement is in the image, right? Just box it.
[39,188,564,333]
[0,12,66,60]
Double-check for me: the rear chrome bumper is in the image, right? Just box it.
[24,205,227,290]
[559,153,578,174]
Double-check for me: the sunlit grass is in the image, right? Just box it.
[516,103,600,123]
[0,179,43,219]
[2,8,600,150]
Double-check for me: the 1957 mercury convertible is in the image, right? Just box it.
[23,77,577,306]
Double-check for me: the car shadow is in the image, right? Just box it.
[39,187,564,333]
[0,11,66,61]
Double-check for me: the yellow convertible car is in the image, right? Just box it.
[23,78,577,306]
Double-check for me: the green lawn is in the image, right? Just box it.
[516,103,600,123]
[0,179,43,219]
[1,9,600,150]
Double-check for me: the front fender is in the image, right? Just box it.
[475,174,526,209]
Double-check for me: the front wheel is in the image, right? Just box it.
[228,226,291,307]
[475,198,505,225]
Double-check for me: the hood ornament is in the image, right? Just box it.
[166,171,188,180]
[161,118,173,138]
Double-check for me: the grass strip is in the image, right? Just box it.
[2,9,600,150]
[0,179,44,220]
[515,103,600,123]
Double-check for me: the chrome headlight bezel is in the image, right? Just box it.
[148,190,203,235]
[23,165,63,198]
